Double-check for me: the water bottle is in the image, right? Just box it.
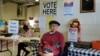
[70,42,74,48]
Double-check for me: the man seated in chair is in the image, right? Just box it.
[17,20,33,56]
[38,20,65,56]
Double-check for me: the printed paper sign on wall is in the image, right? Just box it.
[64,2,74,16]
[41,0,57,15]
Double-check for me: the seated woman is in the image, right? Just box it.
[17,21,33,56]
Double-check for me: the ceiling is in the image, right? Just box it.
[3,0,39,7]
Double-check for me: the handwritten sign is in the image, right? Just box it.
[42,1,57,15]
[8,20,19,34]
[68,28,78,42]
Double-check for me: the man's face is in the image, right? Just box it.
[49,24,59,32]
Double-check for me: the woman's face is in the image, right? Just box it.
[23,21,29,26]
[72,22,79,28]
[49,24,59,32]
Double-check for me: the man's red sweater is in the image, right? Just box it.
[38,31,65,55]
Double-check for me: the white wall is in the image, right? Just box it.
[40,0,100,42]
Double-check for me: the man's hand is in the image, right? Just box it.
[42,53,53,56]
[39,52,53,56]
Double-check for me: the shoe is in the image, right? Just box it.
[25,51,29,56]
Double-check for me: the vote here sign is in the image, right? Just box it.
[42,1,57,15]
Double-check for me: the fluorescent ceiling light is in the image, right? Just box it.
[35,0,39,2]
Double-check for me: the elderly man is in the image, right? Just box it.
[38,20,65,56]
